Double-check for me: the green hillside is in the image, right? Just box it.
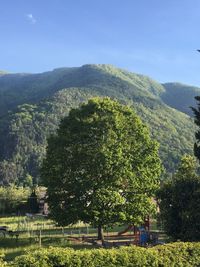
[162,82,200,116]
[0,64,197,185]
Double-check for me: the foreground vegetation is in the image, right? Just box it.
[0,242,200,266]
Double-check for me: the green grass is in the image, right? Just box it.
[0,215,55,231]
[0,215,164,262]
[0,215,101,261]
[0,234,97,262]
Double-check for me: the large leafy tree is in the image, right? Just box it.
[157,155,200,241]
[41,97,162,240]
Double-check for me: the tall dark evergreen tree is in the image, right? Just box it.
[191,96,200,160]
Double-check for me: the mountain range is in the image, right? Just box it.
[0,64,199,185]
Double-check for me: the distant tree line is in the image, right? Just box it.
[0,185,39,215]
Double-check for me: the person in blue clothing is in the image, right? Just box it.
[139,227,148,246]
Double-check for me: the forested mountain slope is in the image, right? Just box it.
[0,65,164,117]
[162,83,200,116]
[0,64,198,185]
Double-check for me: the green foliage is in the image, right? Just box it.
[0,64,197,185]
[157,155,200,241]
[6,242,200,267]
[154,242,200,267]
[0,252,7,267]
[0,185,30,215]
[191,96,200,161]
[24,174,33,188]
[41,98,162,239]
[0,88,97,185]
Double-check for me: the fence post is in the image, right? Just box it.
[39,230,42,247]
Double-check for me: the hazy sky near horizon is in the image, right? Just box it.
[1,0,200,86]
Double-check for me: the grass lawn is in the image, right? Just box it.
[0,215,125,261]
[0,235,95,261]
[0,215,164,262]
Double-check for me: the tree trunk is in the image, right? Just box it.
[97,225,104,241]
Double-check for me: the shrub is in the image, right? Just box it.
[0,252,7,267]
[154,242,200,267]
[9,242,200,267]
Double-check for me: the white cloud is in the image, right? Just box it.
[26,14,37,24]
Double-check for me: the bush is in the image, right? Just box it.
[0,252,7,267]
[154,242,200,266]
[0,186,30,215]
[9,242,200,267]
[10,246,157,267]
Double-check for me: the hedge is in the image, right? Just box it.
[2,242,200,267]
[0,252,7,267]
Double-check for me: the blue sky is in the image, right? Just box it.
[1,0,200,86]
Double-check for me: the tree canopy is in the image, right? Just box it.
[0,185,30,215]
[157,155,200,241]
[191,96,200,161]
[41,97,162,240]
